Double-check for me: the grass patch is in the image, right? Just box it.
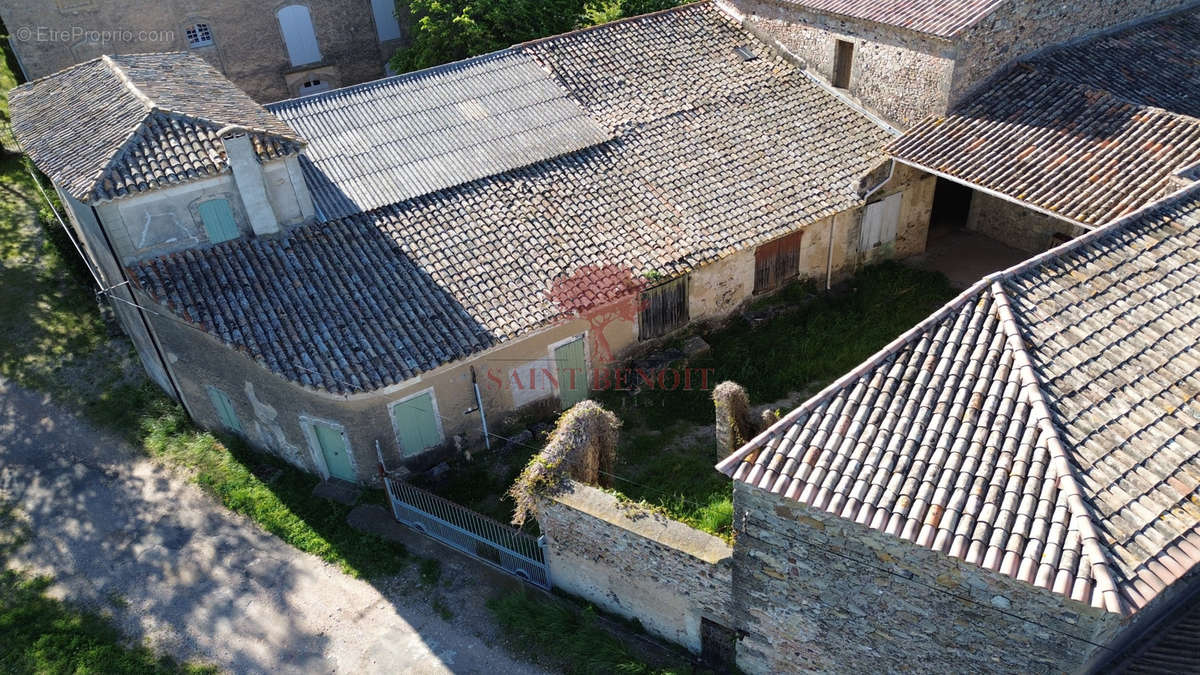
[418,558,442,587]
[0,147,409,580]
[593,262,956,536]
[0,570,217,675]
[136,403,410,578]
[0,504,213,673]
[488,591,689,675]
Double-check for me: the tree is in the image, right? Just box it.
[614,0,681,18]
[390,0,591,73]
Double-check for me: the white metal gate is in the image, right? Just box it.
[383,476,551,589]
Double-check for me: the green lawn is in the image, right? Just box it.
[429,263,956,540]
[0,570,217,675]
[592,262,957,539]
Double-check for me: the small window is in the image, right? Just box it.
[299,78,331,95]
[186,23,213,48]
[833,40,853,89]
[754,230,803,294]
[206,387,241,433]
[639,276,689,341]
[197,198,239,244]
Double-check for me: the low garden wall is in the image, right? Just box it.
[535,481,734,655]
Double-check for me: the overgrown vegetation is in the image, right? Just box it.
[389,0,685,73]
[488,591,690,675]
[589,264,957,538]
[509,401,620,526]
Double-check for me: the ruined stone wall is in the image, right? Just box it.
[965,191,1088,254]
[731,482,1126,674]
[950,0,1193,106]
[536,481,734,654]
[735,0,955,128]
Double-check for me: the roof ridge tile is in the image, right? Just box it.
[989,280,1129,615]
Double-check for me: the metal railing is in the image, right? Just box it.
[383,476,550,589]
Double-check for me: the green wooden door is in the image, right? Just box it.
[391,392,442,456]
[197,199,240,243]
[554,337,588,410]
[206,387,241,433]
[312,421,355,481]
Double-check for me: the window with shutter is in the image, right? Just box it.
[754,230,803,294]
[390,390,444,456]
[197,198,240,243]
[860,193,903,251]
[206,386,241,433]
[639,276,689,341]
[277,5,322,67]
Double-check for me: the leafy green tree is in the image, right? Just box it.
[390,0,591,73]
[614,0,681,17]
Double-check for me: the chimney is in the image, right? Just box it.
[219,126,279,236]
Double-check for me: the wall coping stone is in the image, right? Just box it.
[549,481,733,565]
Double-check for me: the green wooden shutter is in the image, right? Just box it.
[198,199,240,243]
[391,392,442,456]
[554,337,588,409]
[206,387,241,432]
[313,422,355,481]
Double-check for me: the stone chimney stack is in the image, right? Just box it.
[219,126,280,236]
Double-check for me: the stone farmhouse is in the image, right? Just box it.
[533,183,1200,673]
[718,181,1200,672]
[12,3,936,484]
[0,0,408,100]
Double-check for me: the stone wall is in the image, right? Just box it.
[134,279,645,483]
[736,0,955,128]
[0,0,408,101]
[950,0,1194,106]
[731,482,1127,674]
[536,481,734,654]
[966,191,1088,254]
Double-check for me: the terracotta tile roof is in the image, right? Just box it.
[10,52,303,203]
[888,8,1200,227]
[1108,591,1200,673]
[131,2,893,394]
[719,184,1200,615]
[266,50,612,221]
[773,0,1006,38]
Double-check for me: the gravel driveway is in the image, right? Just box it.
[0,377,541,674]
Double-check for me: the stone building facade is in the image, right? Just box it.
[0,0,409,101]
[731,483,1126,673]
[732,0,1193,129]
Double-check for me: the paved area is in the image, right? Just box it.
[906,229,1033,288]
[0,377,541,674]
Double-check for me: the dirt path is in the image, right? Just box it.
[0,377,542,674]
